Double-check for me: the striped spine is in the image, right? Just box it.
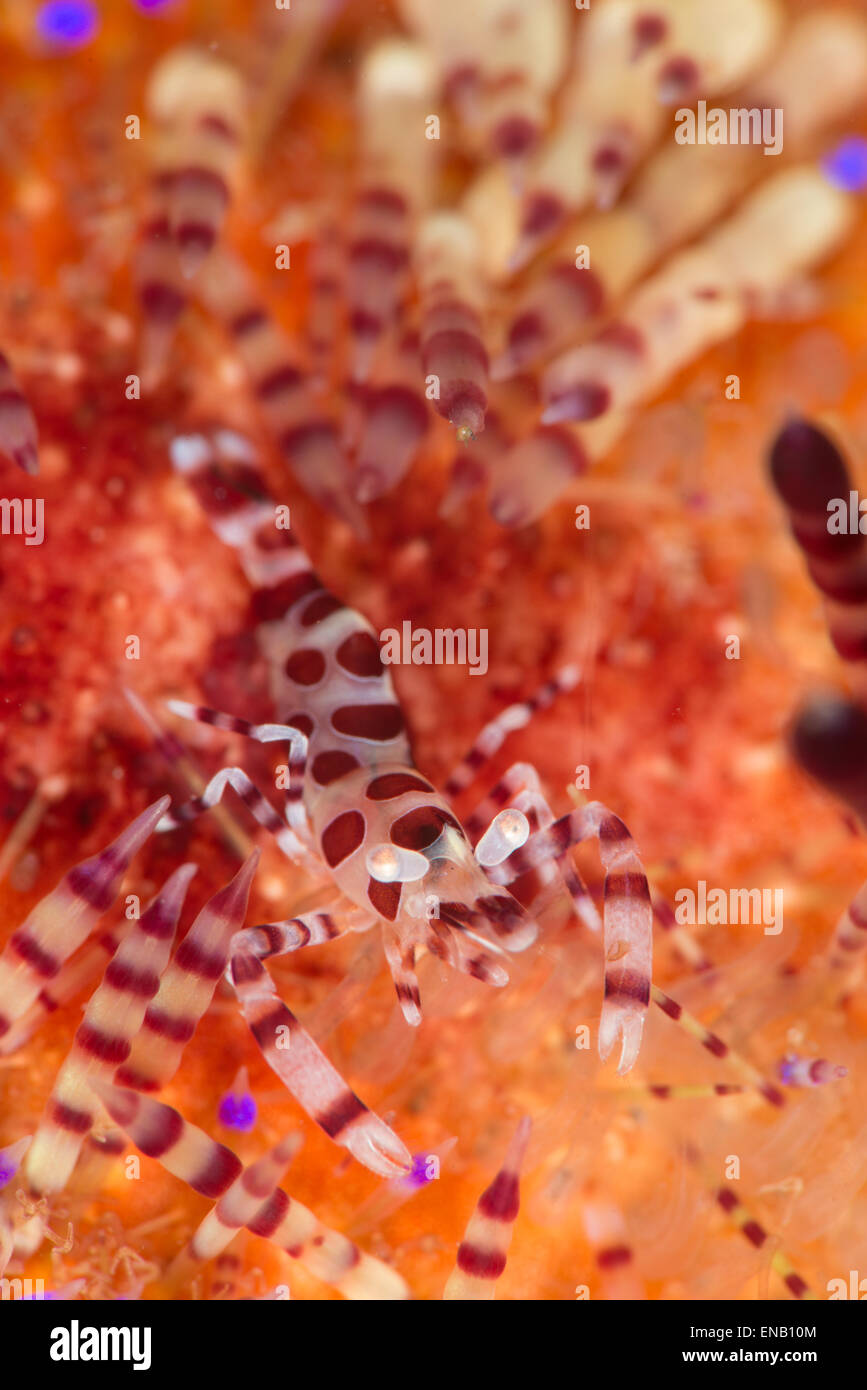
[443,1115,531,1300]
[612,1083,746,1102]
[96,1085,409,1299]
[219,1136,409,1299]
[651,889,713,973]
[398,0,566,167]
[90,1080,242,1200]
[146,47,244,278]
[493,10,867,380]
[194,251,367,533]
[22,865,196,1196]
[488,426,587,528]
[114,852,259,1093]
[0,922,126,1057]
[490,168,853,528]
[828,876,867,973]
[350,338,429,504]
[714,1182,814,1300]
[541,174,851,429]
[135,194,188,388]
[443,666,580,799]
[489,802,653,1074]
[229,946,411,1179]
[0,798,169,1044]
[418,212,489,440]
[348,40,435,379]
[470,0,567,167]
[506,0,780,267]
[770,417,867,687]
[187,1131,302,1262]
[651,985,784,1107]
[583,1196,642,1299]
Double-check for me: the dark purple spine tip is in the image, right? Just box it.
[791,696,867,815]
[769,418,851,510]
[521,192,563,240]
[632,13,668,59]
[658,55,700,104]
[492,115,537,160]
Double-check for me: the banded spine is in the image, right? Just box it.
[492,9,867,379]
[583,1196,642,1300]
[418,212,490,440]
[828,877,867,974]
[612,1083,746,1102]
[506,0,781,267]
[0,798,169,1043]
[769,418,867,690]
[489,802,653,1075]
[541,172,852,428]
[97,1086,406,1298]
[349,40,436,379]
[23,864,196,1196]
[245,1170,410,1300]
[350,337,429,504]
[490,168,853,527]
[713,1181,814,1300]
[146,46,244,278]
[195,252,367,533]
[0,923,126,1057]
[135,195,187,387]
[229,946,411,1179]
[398,0,567,167]
[443,1115,530,1300]
[114,852,259,1093]
[91,1080,243,1201]
[187,1131,302,1262]
[651,986,784,1107]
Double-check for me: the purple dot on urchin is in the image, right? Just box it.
[218,1092,257,1133]
[36,1,99,47]
[407,1153,433,1188]
[822,138,867,193]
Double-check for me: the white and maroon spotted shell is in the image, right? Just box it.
[308,760,529,948]
[171,429,537,958]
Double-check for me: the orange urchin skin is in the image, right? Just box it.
[2,2,867,1302]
